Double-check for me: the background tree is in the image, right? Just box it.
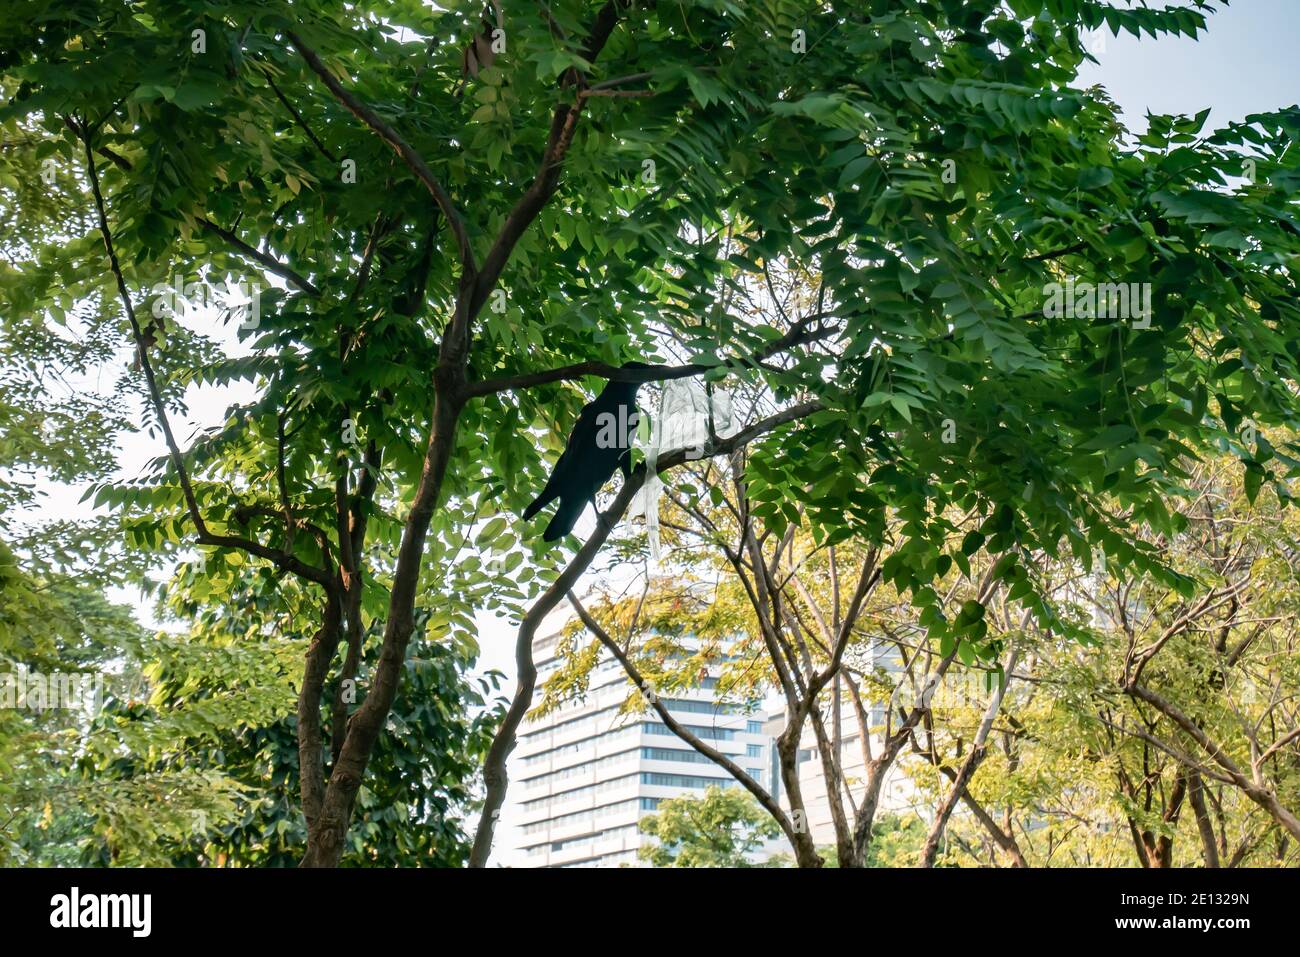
[636,786,783,868]
[913,449,1300,868]
[0,561,164,866]
[562,453,1038,868]
[65,557,504,867]
[0,119,162,862]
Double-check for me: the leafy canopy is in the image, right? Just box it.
[2,0,1299,862]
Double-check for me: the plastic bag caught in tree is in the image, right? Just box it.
[629,378,739,561]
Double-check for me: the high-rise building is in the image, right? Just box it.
[510,629,776,867]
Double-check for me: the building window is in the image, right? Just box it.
[546,825,639,854]
[521,798,640,835]
[644,722,733,741]
[523,747,638,789]
[521,724,640,766]
[641,771,736,789]
[663,699,740,716]
[746,743,762,757]
[642,747,722,765]
[746,720,762,734]
[520,772,640,812]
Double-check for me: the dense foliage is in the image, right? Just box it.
[2,0,1298,864]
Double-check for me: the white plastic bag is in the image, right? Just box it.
[629,377,739,561]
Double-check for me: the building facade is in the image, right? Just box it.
[511,630,776,867]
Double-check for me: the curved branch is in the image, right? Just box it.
[567,592,797,844]
[196,217,322,298]
[921,641,1021,867]
[264,69,338,163]
[464,317,838,399]
[287,31,475,275]
[1125,680,1300,841]
[462,0,639,328]
[468,399,823,865]
[78,130,335,592]
[70,121,321,297]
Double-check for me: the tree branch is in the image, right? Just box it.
[299,592,343,834]
[921,641,1021,866]
[469,399,823,865]
[265,69,338,163]
[196,217,321,298]
[567,592,798,843]
[463,0,636,327]
[1125,680,1300,841]
[464,317,837,398]
[287,31,475,274]
[78,129,335,591]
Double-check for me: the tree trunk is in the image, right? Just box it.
[850,759,889,866]
[1187,770,1220,868]
[776,730,825,868]
[298,594,343,853]
[301,387,464,866]
[1141,832,1175,868]
[808,706,856,867]
[851,651,960,866]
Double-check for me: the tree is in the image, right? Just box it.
[74,561,504,867]
[3,1,1298,867]
[561,445,1035,868]
[0,147,162,862]
[909,449,1300,868]
[1053,448,1300,865]
[0,555,165,866]
[862,813,929,868]
[637,786,782,868]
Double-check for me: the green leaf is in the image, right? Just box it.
[1078,425,1138,451]
[1077,166,1114,189]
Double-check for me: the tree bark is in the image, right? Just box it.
[775,727,826,868]
[301,387,464,867]
[807,705,855,867]
[1187,770,1221,868]
[298,593,343,837]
